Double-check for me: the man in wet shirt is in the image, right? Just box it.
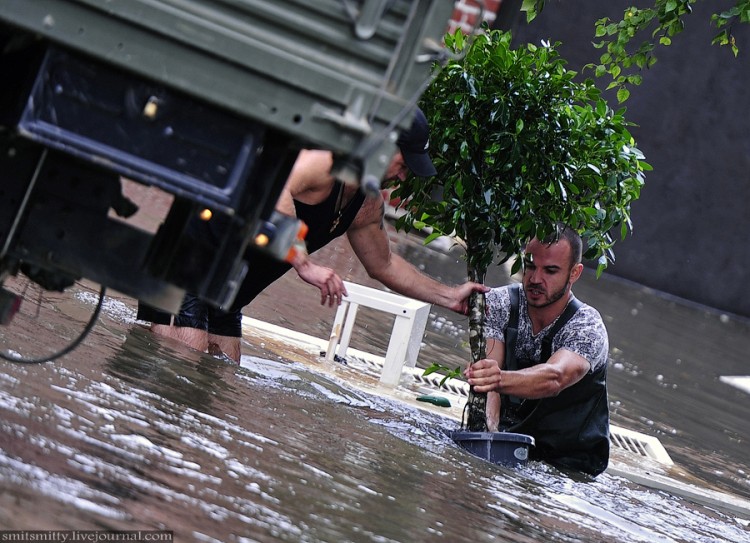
[464,225,610,476]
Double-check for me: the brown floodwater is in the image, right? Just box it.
[1,218,749,542]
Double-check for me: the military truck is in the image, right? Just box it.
[0,0,455,337]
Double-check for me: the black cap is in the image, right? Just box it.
[396,107,437,177]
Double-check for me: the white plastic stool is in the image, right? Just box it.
[325,282,431,387]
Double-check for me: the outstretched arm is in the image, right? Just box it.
[346,197,488,313]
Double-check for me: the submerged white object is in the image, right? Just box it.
[720,375,750,395]
[325,281,431,387]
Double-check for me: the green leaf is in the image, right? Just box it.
[521,0,542,23]
[422,364,442,377]
[424,232,443,245]
[422,363,462,383]
[453,29,465,51]
[583,207,599,216]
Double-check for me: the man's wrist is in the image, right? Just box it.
[286,239,309,269]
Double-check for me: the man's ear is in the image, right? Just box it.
[570,263,584,283]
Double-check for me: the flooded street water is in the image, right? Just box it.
[1,222,749,542]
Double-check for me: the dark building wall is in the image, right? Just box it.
[503,1,750,316]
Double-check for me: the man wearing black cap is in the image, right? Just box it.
[139,107,488,362]
[396,107,437,177]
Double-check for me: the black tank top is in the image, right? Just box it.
[230,181,366,311]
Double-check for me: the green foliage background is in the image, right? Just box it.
[524,0,750,100]
[394,29,649,278]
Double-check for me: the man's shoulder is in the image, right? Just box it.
[560,300,609,370]
[567,301,607,334]
[288,150,337,200]
[575,300,604,320]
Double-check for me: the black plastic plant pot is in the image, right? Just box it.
[450,431,535,467]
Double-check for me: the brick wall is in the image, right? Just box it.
[448,0,503,34]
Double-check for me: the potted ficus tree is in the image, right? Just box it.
[392,28,649,436]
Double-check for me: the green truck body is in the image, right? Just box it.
[0,0,453,319]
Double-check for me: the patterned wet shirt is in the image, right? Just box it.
[485,285,609,372]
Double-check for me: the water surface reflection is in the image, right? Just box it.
[0,226,748,542]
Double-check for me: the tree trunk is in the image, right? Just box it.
[464,265,488,431]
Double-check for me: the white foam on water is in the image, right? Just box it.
[75,291,138,324]
[308,381,374,408]
[240,355,303,382]
[0,453,126,520]
[550,492,678,543]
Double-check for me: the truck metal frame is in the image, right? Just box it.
[0,0,454,327]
